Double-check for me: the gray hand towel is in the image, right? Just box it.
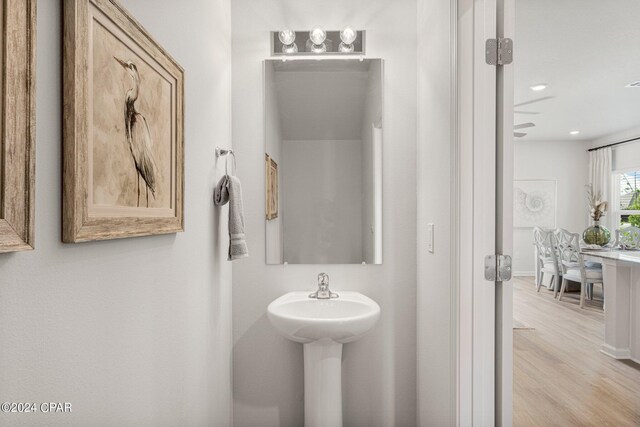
[214,174,248,260]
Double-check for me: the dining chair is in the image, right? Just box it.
[555,228,579,255]
[533,227,561,297]
[557,231,603,308]
[556,227,602,299]
[615,225,640,249]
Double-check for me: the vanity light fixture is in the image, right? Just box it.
[279,29,298,54]
[271,29,365,56]
[530,84,548,92]
[570,130,580,135]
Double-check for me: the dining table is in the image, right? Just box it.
[581,248,640,363]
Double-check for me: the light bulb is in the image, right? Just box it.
[311,43,327,54]
[282,43,298,54]
[339,42,354,53]
[309,27,326,45]
[279,29,296,46]
[340,26,357,45]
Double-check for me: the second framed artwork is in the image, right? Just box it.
[513,179,557,228]
[63,0,184,242]
[265,154,278,220]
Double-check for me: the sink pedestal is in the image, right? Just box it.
[267,291,381,427]
[303,340,343,427]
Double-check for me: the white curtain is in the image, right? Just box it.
[588,147,612,230]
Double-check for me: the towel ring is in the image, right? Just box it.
[226,152,237,175]
[216,147,236,175]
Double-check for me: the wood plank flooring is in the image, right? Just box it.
[513,276,640,427]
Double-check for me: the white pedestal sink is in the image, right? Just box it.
[267,291,380,427]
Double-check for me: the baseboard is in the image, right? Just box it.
[601,343,632,360]
[513,271,535,277]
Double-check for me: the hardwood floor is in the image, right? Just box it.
[513,276,640,427]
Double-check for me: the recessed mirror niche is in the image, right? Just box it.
[264,58,383,265]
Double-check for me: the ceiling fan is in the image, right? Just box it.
[513,122,535,138]
[512,96,553,137]
[514,96,554,114]
[514,96,554,108]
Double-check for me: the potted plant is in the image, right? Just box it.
[583,184,611,246]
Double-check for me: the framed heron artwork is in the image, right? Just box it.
[0,0,36,253]
[63,0,184,242]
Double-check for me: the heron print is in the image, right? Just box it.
[114,57,157,208]
[63,1,183,243]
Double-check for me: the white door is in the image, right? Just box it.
[457,0,514,425]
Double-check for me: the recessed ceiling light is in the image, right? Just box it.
[570,130,580,135]
[530,84,548,92]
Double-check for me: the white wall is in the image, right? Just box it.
[282,140,363,264]
[513,140,589,274]
[612,141,640,172]
[416,0,456,424]
[0,1,233,425]
[231,0,417,425]
[265,62,283,264]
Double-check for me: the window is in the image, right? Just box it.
[613,170,640,228]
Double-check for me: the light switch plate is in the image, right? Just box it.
[427,223,434,253]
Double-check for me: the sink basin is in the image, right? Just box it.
[267,291,381,344]
[267,291,380,427]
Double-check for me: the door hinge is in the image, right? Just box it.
[484,254,512,282]
[485,38,513,66]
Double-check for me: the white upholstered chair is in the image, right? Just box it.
[557,230,603,308]
[533,227,561,297]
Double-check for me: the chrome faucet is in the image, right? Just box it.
[309,273,339,299]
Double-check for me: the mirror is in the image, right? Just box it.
[264,58,383,264]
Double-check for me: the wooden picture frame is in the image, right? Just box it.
[63,0,184,242]
[269,157,278,219]
[0,0,36,253]
[265,154,278,220]
[265,154,271,219]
